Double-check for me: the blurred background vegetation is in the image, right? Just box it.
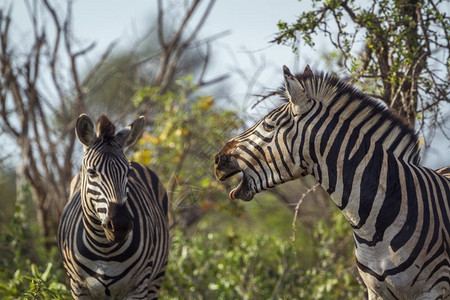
[0,0,448,299]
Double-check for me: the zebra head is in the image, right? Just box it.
[75,114,144,243]
[215,65,314,201]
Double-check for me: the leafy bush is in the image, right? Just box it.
[132,75,243,228]
[0,191,364,299]
[0,263,69,300]
[0,204,70,299]
[298,211,365,299]
[161,214,364,300]
[0,76,364,300]
[162,229,296,299]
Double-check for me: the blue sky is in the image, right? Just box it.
[9,0,311,105]
[66,0,312,103]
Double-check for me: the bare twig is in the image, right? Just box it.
[251,90,282,109]
[290,182,320,242]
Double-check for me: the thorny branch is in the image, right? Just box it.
[274,0,450,140]
[290,182,320,242]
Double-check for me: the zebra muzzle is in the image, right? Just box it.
[102,203,133,243]
[214,153,255,201]
[214,153,240,181]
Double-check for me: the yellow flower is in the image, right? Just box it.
[140,132,160,145]
[199,96,214,110]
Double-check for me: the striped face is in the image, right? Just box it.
[75,114,144,243]
[215,66,311,201]
[81,142,132,242]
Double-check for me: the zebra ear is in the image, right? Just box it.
[283,65,309,107]
[116,116,145,148]
[75,114,95,149]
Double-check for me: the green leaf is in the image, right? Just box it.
[41,263,53,282]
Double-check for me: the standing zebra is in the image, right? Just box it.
[58,114,169,299]
[214,66,450,299]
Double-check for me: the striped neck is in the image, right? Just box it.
[300,105,416,242]
[290,74,420,241]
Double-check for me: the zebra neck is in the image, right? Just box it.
[80,197,114,246]
[81,214,112,245]
[311,140,406,243]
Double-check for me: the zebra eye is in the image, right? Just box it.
[262,120,275,132]
[86,168,98,178]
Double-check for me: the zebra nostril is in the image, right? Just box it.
[215,155,220,165]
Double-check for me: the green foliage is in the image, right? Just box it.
[161,208,364,299]
[0,203,70,299]
[275,0,448,59]
[0,75,365,298]
[274,0,450,127]
[0,263,69,300]
[132,75,243,226]
[162,230,290,299]
[0,185,363,299]
[307,211,363,299]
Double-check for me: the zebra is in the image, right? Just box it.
[58,114,169,299]
[214,66,450,299]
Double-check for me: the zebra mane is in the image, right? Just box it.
[286,72,421,164]
[96,115,116,140]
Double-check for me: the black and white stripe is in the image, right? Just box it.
[214,66,450,299]
[58,114,169,299]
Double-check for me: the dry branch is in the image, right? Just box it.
[290,182,320,242]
